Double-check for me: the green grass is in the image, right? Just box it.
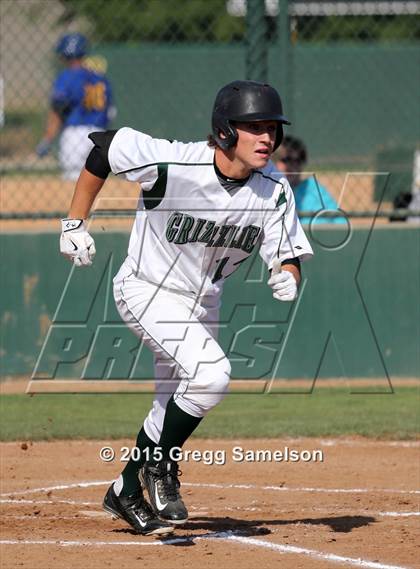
[1,387,418,441]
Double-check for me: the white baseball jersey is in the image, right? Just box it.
[108,127,313,298]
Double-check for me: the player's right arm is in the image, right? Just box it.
[60,130,115,266]
[60,126,190,266]
[60,169,105,266]
[67,168,106,219]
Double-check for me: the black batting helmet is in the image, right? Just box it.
[211,80,290,151]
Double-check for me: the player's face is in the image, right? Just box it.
[233,120,277,171]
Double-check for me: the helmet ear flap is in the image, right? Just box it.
[274,124,284,151]
[212,114,238,150]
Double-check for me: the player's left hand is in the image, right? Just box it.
[60,219,96,267]
[268,269,298,302]
[36,139,51,158]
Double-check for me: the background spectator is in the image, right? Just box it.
[272,135,345,225]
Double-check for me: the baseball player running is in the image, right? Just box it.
[60,80,313,536]
[37,33,114,180]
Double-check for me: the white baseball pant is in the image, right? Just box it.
[113,262,231,444]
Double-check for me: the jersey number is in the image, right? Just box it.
[212,256,246,283]
[83,82,106,111]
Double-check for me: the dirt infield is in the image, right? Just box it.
[1,438,418,569]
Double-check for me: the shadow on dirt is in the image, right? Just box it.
[181,514,376,534]
[110,514,376,544]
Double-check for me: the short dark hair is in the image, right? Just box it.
[272,135,307,164]
[207,134,218,148]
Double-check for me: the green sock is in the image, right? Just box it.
[158,395,203,461]
[120,427,156,496]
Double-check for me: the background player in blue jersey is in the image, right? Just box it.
[36,33,115,181]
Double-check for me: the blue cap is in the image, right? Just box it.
[55,33,89,59]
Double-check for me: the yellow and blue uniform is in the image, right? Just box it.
[37,33,115,180]
[51,66,112,128]
[50,66,114,180]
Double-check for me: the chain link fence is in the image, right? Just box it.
[1,0,419,222]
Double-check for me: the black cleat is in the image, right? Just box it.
[103,484,174,536]
[140,460,188,525]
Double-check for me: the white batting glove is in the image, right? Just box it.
[268,261,298,302]
[60,219,96,267]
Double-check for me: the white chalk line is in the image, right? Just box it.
[1,479,417,569]
[0,532,411,569]
[378,512,419,517]
[0,480,110,497]
[6,515,97,521]
[1,479,418,568]
[185,482,420,495]
[5,511,208,520]
[225,534,411,569]
[316,439,419,449]
[0,538,161,547]
[2,499,418,519]
[3,438,418,448]
[2,479,419,497]
[0,498,97,506]
[2,481,418,519]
